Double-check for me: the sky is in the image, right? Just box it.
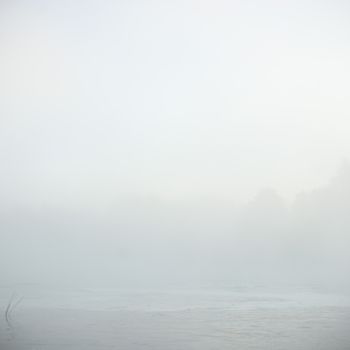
[1,0,350,205]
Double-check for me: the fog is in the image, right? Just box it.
[0,163,349,290]
[1,0,350,291]
[1,1,350,348]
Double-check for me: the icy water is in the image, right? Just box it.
[1,286,350,350]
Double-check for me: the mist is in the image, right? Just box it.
[1,0,350,349]
[1,163,349,290]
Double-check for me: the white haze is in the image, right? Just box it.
[0,0,350,291]
[1,163,350,290]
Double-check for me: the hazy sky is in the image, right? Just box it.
[1,0,350,204]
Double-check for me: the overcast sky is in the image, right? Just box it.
[1,0,350,205]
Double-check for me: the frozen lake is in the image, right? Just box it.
[1,286,350,350]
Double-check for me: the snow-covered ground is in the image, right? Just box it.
[1,286,350,350]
